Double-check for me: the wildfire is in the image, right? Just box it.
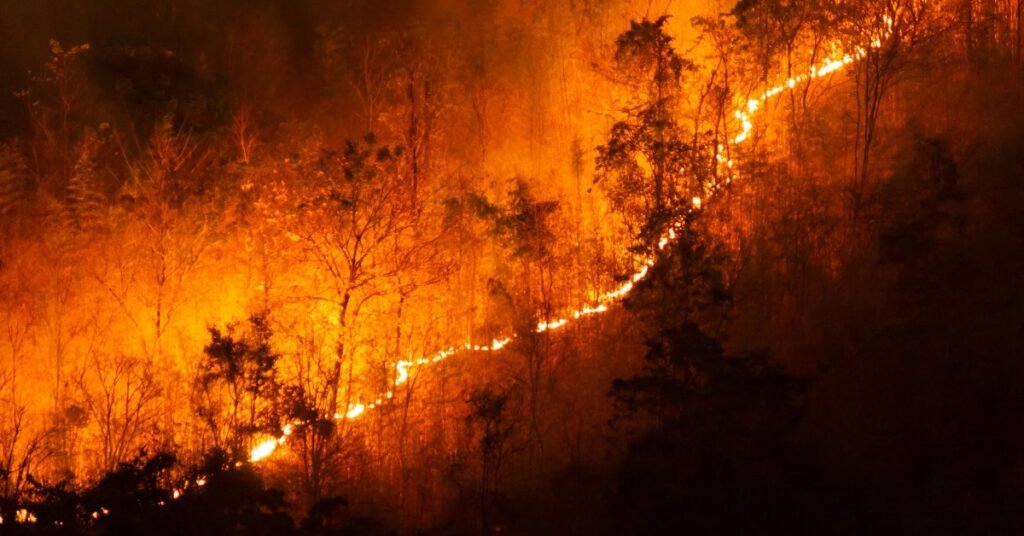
[249,17,896,464]
[731,13,898,147]
[250,438,280,462]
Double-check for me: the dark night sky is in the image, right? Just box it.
[0,0,486,138]
[0,0,330,136]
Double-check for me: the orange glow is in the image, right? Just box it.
[345,403,366,419]
[250,438,280,462]
[248,15,897,464]
[15,509,36,524]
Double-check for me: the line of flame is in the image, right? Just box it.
[250,21,898,463]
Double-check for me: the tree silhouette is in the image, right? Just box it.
[196,314,281,460]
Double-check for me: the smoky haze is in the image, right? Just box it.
[1,1,1023,534]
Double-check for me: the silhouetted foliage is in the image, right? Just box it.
[4,449,394,535]
[196,314,281,460]
[2,2,1024,534]
[597,17,710,251]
